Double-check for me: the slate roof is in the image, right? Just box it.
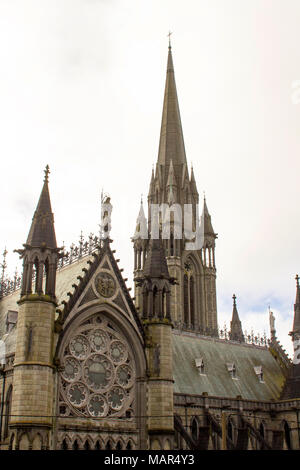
[173,330,285,401]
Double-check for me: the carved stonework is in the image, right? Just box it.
[95,273,116,298]
[58,314,135,419]
[79,287,98,306]
[113,293,127,313]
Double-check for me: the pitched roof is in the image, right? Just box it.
[173,331,284,400]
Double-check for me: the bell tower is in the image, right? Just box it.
[133,43,218,335]
[10,166,61,450]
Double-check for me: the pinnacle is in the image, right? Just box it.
[26,166,57,249]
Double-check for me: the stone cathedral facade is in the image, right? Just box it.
[0,46,300,451]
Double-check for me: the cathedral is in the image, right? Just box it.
[0,44,299,451]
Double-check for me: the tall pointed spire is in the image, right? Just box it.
[132,197,148,241]
[157,43,187,185]
[15,166,60,299]
[229,294,244,342]
[26,165,57,249]
[190,165,198,197]
[292,274,300,335]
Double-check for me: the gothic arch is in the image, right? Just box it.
[72,439,80,450]
[61,438,69,450]
[32,433,43,450]
[227,419,233,442]
[105,438,114,450]
[182,253,203,329]
[18,432,30,450]
[191,416,199,442]
[283,420,292,450]
[56,303,146,382]
[126,439,134,450]
[55,304,146,450]
[258,421,266,450]
[95,440,101,450]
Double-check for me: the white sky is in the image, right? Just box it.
[0,0,299,356]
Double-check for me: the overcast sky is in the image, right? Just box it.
[0,0,299,355]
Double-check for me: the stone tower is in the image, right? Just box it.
[136,238,175,450]
[9,166,60,450]
[133,44,218,334]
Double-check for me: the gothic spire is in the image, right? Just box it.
[190,165,198,196]
[229,294,244,342]
[132,197,148,241]
[15,166,60,299]
[292,274,300,335]
[26,165,57,250]
[157,44,187,185]
[202,196,216,238]
[148,167,155,198]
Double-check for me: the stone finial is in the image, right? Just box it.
[44,164,50,183]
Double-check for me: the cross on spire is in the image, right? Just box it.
[167,31,172,48]
[44,164,50,183]
[232,293,236,306]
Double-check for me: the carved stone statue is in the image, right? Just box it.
[269,310,276,334]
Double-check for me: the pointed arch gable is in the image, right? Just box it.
[55,303,146,376]
[58,243,145,340]
[55,304,146,450]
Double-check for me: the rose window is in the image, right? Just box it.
[59,315,135,418]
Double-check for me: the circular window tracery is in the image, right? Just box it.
[69,335,89,359]
[62,356,81,383]
[89,329,108,353]
[88,394,108,417]
[110,340,127,364]
[83,354,114,392]
[60,315,135,418]
[67,382,88,408]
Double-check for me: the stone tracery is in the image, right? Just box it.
[59,313,135,419]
